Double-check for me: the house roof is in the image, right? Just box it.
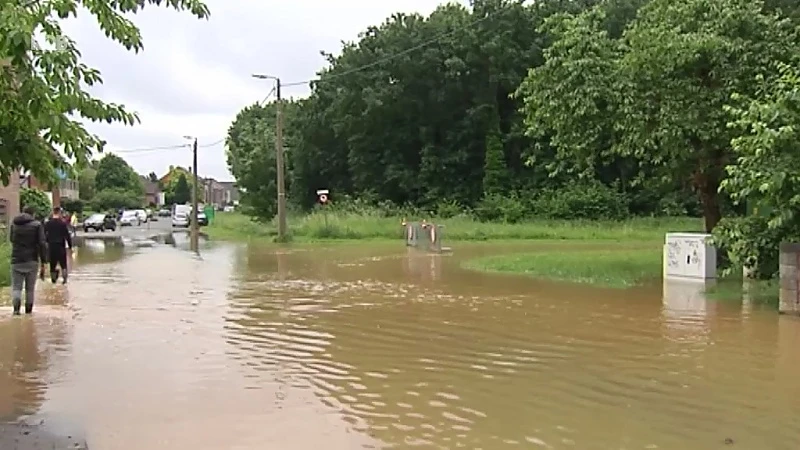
[140,177,161,195]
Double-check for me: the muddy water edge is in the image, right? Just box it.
[0,238,799,449]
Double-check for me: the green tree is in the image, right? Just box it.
[20,188,51,220]
[61,198,84,214]
[172,173,191,205]
[482,121,507,196]
[226,101,298,219]
[286,0,569,210]
[713,62,800,278]
[78,167,97,201]
[516,0,798,231]
[90,188,142,211]
[0,0,208,185]
[95,154,143,195]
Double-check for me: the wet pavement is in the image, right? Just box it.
[0,237,799,448]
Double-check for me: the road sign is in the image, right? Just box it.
[316,189,329,204]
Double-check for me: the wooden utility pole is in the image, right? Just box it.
[191,137,199,251]
[275,78,287,240]
[252,73,287,240]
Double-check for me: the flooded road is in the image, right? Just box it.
[2,238,800,449]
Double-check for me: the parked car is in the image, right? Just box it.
[157,209,171,217]
[172,213,189,228]
[83,213,117,232]
[119,210,140,226]
[195,211,209,226]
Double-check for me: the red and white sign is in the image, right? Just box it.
[316,189,329,204]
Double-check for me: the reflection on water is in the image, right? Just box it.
[661,279,715,337]
[1,240,799,449]
[0,312,71,422]
[73,239,125,266]
[403,248,443,282]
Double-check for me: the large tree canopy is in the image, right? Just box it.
[94,153,142,195]
[226,100,301,218]
[223,0,800,261]
[516,0,797,232]
[0,0,208,184]
[712,61,800,278]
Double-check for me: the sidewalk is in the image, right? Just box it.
[0,421,88,449]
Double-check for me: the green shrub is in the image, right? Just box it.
[712,216,799,280]
[20,188,52,220]
[90,188,142,211]
[61,198,84,214]
[474,193,527,223]
[434,198,467,219]
[530,182,629,220]
[0,239,9,287]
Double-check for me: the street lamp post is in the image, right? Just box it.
[252,73,287,241]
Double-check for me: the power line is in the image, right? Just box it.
[259,86,277,105]
[113,144,188,154]
[108,138,224,155]
[199,138,224,148]
[281,1,521,88]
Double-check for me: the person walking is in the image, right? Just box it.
[43,207,73,284]
[69,211,78,236]
[8,205,48,315]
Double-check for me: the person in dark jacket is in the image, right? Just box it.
[9,205,48,315]
[43,206,73,284]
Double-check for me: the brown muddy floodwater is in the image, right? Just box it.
[1,237,800,449]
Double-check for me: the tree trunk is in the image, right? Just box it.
[695,173,722,233]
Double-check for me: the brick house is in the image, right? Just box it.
[201,177,225,207]
[22,169,79,208]
[0,170,21,227]
[218,181,240,205]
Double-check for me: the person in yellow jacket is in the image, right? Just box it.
[69,211,78,236]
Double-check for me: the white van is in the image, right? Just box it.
[172,204,192,218]
[133,209,148,223]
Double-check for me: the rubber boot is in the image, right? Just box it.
[25,303,33,314]
[51,269,59,284]
[61,271,68,284]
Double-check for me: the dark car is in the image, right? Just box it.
[83,213,117,232]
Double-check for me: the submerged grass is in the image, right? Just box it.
[462,246,662,288]
[206,211,702,243]
[706,278,780,309]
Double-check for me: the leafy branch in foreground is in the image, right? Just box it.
[713,62,800,278]
[0,0,209,184]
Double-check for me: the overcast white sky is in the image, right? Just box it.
[61,0,466,182]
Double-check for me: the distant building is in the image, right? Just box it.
[201,177,225,207]
[0,170,21,227]
[140,176,164,206]
[21,169,79,208]
[218,181,240,205]
[160,167,238,207]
